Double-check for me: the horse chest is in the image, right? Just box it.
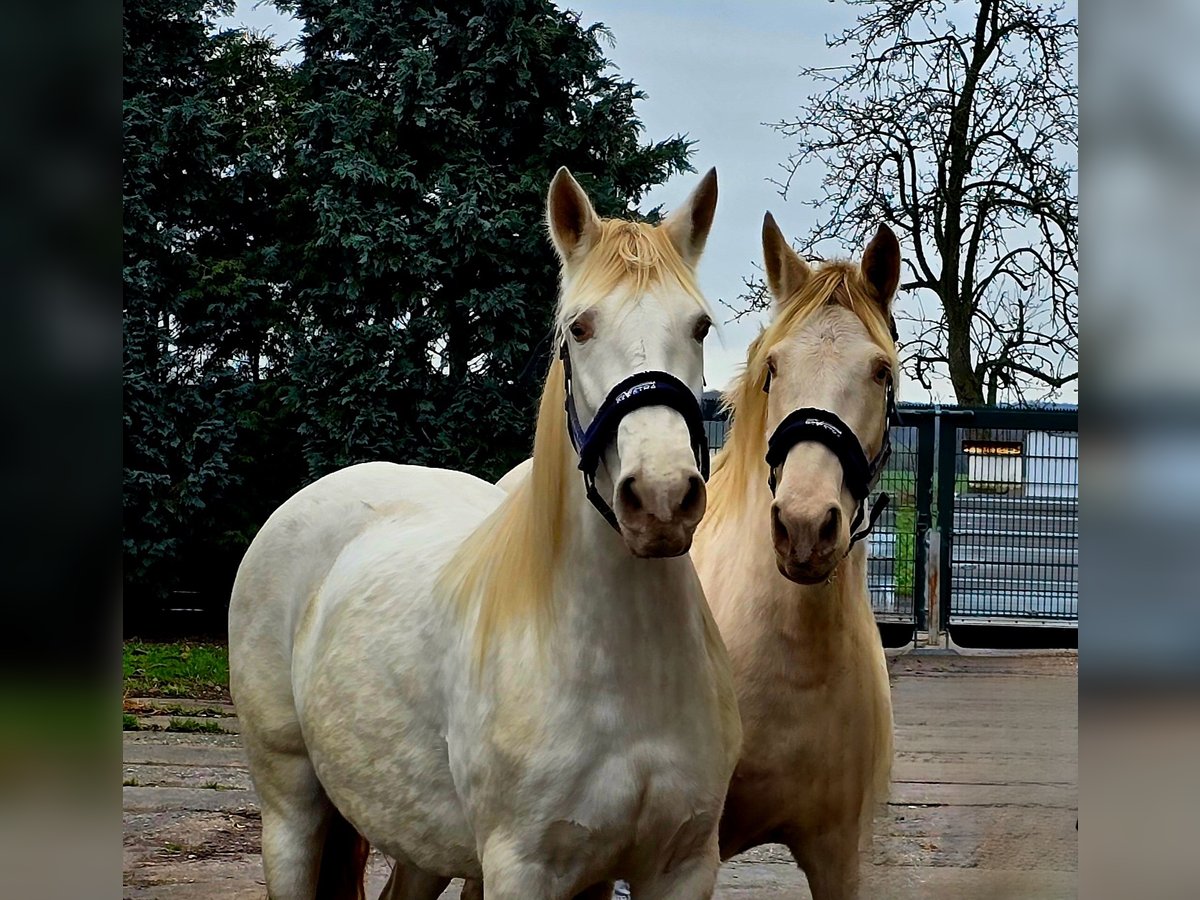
[737,661,885,810]
[452,661,728,862]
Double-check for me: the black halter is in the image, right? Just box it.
[560,341,710,532]
[762,375,899,550]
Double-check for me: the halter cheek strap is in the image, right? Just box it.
[561,342,710,532]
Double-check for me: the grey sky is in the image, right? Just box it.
[216,1,1075,401]
[215,1,857,394]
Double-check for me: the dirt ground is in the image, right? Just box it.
[122,652,1077,899]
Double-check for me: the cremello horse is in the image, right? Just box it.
[228,168,740,900]
[694,214,898,899]
[494,214,897,900]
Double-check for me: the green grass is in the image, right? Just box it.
[166,716,225,734]
[125,701,226,718]
[123,642,229,701]
[877,466,970,601]
[895,506,916,599]
[122,713,227,734]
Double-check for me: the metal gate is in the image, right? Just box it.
[704,403,1079,642]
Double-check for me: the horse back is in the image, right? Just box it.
[228,461,500,750]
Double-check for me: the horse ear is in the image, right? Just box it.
[663,168,718,267]
[762,212,810,306]
[861,224,901,311]
[546,167,600,265]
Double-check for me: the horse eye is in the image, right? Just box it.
[767,357,778,377]
[873,362,891,384]
[693,316,712,342]
[569,318,593,342]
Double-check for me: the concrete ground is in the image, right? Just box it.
[122,652,1077,899]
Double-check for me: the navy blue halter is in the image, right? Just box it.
[560,341,710,532]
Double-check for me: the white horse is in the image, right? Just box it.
[229,168,741,900]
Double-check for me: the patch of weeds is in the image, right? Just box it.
[123,713,140,731]
[123,776,139,787]
[166,717,225,734]
[123,642,229,700]
[124,701,226,718]
[202,780,236,791]
[162,842,184,854]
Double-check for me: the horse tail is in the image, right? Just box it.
[316,808,369,900]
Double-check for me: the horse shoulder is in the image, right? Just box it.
[495,458,533,493]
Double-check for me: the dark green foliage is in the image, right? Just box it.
[124,0,303,617]
[278,0,691,477]
[123,0,692,622]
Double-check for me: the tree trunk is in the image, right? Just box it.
[946,324,984,405]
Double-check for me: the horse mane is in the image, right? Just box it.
[705,260,898,529]
[441,217,709,672]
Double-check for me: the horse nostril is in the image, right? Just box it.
[618,475,642,513]
[679,474,704,518]
[818,506,841,546]
[771,505,789,550]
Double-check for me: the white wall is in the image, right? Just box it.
[1024,432,1079,498]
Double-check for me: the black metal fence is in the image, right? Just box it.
[938,407,1078,629]
[703,403,1079,639]
[868,424,921,624]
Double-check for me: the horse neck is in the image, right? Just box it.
[709,485,874,657]
[776,551,872,646]
[553,458,704,645]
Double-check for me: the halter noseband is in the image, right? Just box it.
[762,337,899,551]
[560,341,710,532]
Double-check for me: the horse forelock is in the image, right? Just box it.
[556,219,711,328]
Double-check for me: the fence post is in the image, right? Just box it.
[925,527,941,646]
[912,415,936,632]
[935,411,965,634]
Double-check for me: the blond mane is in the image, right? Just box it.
[440,218,709,671]
[705,261,898,528]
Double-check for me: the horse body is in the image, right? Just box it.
[232,461,733,890]
[689,215,901,899]
[230,168,739,900]
[231,463,493,881]
[693,508,892,893]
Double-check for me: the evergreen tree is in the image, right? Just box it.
[123,0,692,622]
[123,0,298,618]
[277,0,692,478]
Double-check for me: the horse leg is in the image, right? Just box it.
[252,749,339,900]
[626,837,720,900]
[575,883,615,899]
[458,878,611,900]
[786,827,861,900]
[376,862,450,900]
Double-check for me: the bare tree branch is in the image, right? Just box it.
[732,0,1077,405]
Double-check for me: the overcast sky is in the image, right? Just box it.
[216,1,1075,401]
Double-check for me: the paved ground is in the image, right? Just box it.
[122,652,1077,899]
